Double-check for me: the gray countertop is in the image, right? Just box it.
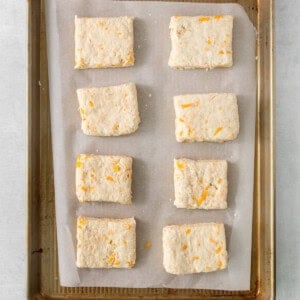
[0,1,299,299]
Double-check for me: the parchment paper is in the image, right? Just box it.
[45,0,256,290]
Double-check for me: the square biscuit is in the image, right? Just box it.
[163,223,228,274]
[174,159,227,209]
[75,16,134,69]
[76,154,132,204]
[174,93,239,142]
[169,15,233,69]
[76,217,136,268]
[77,82,140,136]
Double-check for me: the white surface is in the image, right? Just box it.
[0,0,299,299]
[46,0,256,289]
[0,1,26,300]
[276,1,300,299]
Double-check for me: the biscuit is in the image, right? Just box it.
[174,93,239,142]
[75,16,134,69]
[77,82,140,136]
[169,15,233,69]
[163,223,228,274]
[174,159,227,209]
[76,154,132,204]
[76,217,136,268]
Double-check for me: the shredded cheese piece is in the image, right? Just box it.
[214,15,224,20]
[214,127,223,136]
[185,228,191,235]
[198,16,211,22]
[106,176,114,182]
[181,244,188,251]
[144,241,152,249]
[215,246,222,254]
[197,187,209,205]
[176,161,185,170]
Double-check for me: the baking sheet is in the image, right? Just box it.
[45,0,256,290]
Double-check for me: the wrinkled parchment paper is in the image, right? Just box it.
[45,0,256,290]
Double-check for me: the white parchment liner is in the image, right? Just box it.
[45,0,256,290]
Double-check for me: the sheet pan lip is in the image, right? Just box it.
[26,0,275,298]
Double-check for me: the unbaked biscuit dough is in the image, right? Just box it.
[76,217,136,268]
[163,223,228,274]
[75,16,134,69]
[77,82,140,136]
[76,154,132,204]
[174,159,227,209]
[169,15,233,69]
[174,93,239,142]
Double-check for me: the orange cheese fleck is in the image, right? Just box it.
[179,117,185,123]
[192,256,200,261]
[207,38,212,45]
[144,241,152,249]
[181,244,188,251]
[77,217,87,227]
[185,228,191,235]
[217,178,222,184]
[218,50,225,55]
[181,103,193,109]
[214,127,223,136]
[197,187,209,205]
[114,260,121,266]
[214,15,224,20]
[76,161,82,168]
[176,161,185,170]
[217,260,223,268]
[112,124,119,131]
[215,246,222,254]
[106,253,116,265]
[113,164,121,172]
[198,16,211,22]
[88,100,94,107]
[209,237,218,244]
[80,186,88,192]
[106,176,114,182]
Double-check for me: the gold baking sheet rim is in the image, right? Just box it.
[27,0,275,299]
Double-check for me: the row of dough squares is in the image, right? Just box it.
[75,15,233,69]
[78,83,239,141]
[77,154,227,209]
[77,217,228,274]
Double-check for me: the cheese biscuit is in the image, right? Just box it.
[169,15,233,69]
[75,16,134,69]
[163,223,228,274]
[76,154,132,204]
[174,93,239,142]
[76,217,136,268]
[174,159,227,209]
[77,83,140,136]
